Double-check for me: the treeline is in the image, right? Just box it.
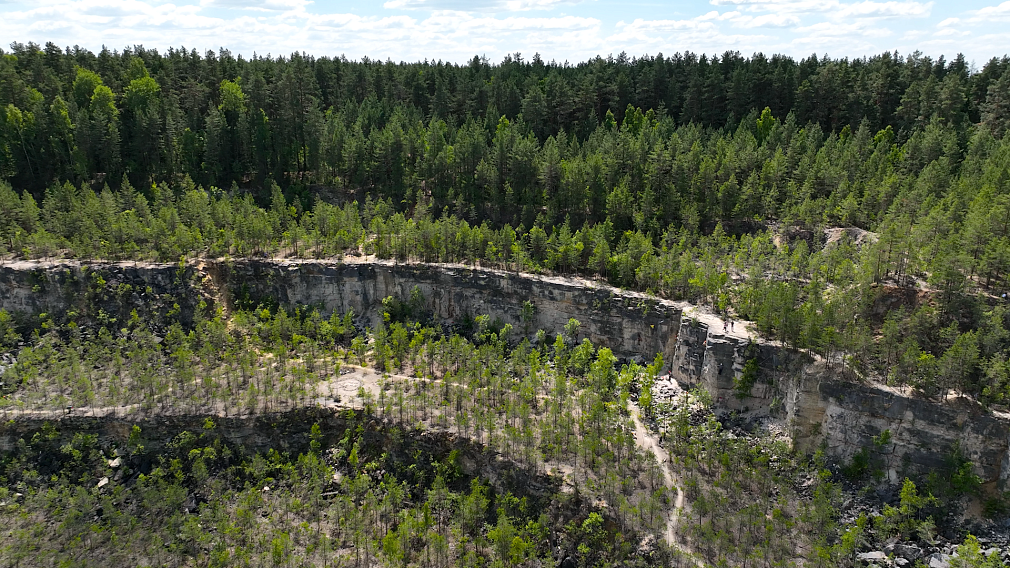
[4,108,1010,295]
[3,41,1010,211]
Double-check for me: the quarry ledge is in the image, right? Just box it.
[1,257,1008,488]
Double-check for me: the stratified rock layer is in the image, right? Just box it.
[1,259,1007,488]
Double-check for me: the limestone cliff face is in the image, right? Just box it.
[0,260,682,363]
[669,315,805,414]
[218,260,683,363]
[669,315,1010,488]
[0,261,204,329]
[817,380,1010,487]
[2,259,1009,486]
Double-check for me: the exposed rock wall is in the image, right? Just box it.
[0,261,206,329]
[3,259,1009,488]
[0,259,682,362]
[0,409,331,454]
[669,316,1010,489]
[218,260,683,363]
[816,380,1010,488]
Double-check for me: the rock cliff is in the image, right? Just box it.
[2,258,1008,488]
[668,315,1010,490]
[216,259,682,363]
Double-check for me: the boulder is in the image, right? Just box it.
[891,544,923,561]
[927,553,951,568]
[858,551,889,565]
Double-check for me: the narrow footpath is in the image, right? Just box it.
[627,400,685,547]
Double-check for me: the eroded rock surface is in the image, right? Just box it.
[669,315,1010,489]
[2,258,1010,488]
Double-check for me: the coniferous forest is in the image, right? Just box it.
[3,41,1010,566]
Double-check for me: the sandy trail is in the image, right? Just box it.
[333,367,692,550]
[627,400,684,547]
[5,364,398,421]
[323,365,385,405]
[678,303,758,342]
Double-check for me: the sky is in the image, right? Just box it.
[0,0,1008,66]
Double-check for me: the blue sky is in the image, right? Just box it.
[1,0,1007,66]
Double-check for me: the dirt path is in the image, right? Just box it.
[627,400,684,547]
[5,365,409,422]
[320,365,385,406]
[335,367,692,550]
[327,367,692,550]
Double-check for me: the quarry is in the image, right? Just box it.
[3,257,1005,492]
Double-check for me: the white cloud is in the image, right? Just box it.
[731,13,802,27]
[0,0,608,62]
[383,0,579,11]
[709,0,930,19]
[201,0,311,11]
[0,0,1000,65]
[968,1,1010,21]
[699,0,937,55]
[834,1,931,18]
[794,19,892,37]
[696,10,740,21]
[788,22,894,55]
[614,18,718,34]
[709,0,839,14]
[606,16,778,57]
[933,26,969,37]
